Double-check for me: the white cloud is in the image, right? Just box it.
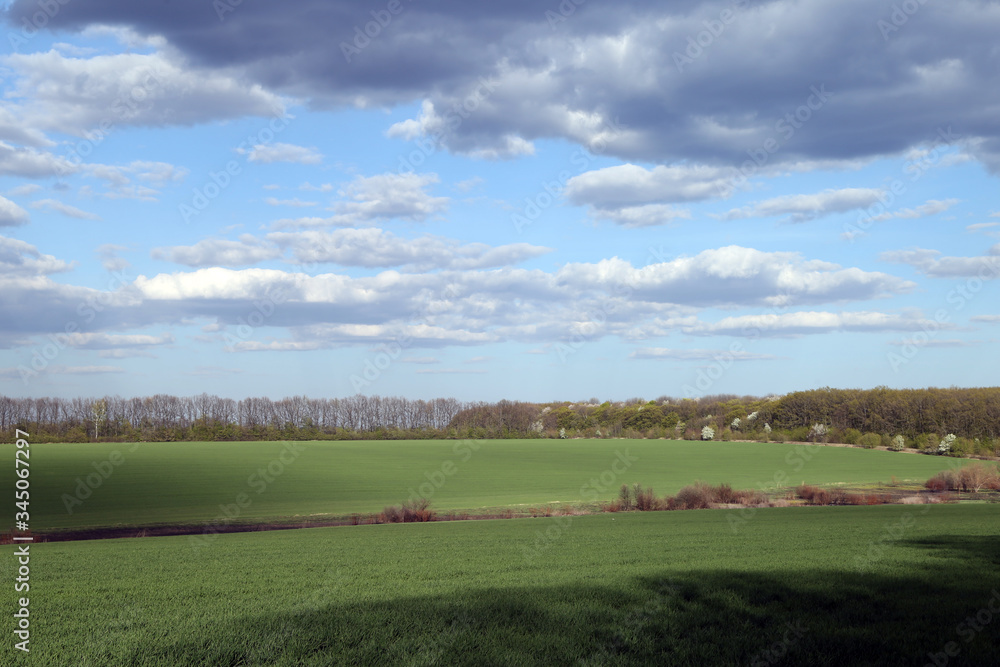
[631,348,778,361]
[722,188,885,223]
[246,142,323,165]
[269,228,551,271]
[881,246,1000,278]
[151,237,282,268]
[0,235,74,275]
[272,172,448,228]
[2,50,285,136]
[0,196,30,227]
[30,198,100,220]
[566,163,735,208]
[61,332,174,349]
[265,197,318,207]
[681,311,958,337]
[5,184,42,197]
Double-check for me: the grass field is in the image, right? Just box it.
[4,504,998,665]
[7,439,976,531]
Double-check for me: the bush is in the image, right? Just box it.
[790,426,811,442]
[701,426,715,441]
[674,483,713,509]
[841,428,862,445]
[635,486,660,511]
[858,432,882,449]
[890,435,906,451]
[711,483,737,504]
[938,434,956,455]
[915,433,939,451]
[796,484,831,505]
[925,470,958,492]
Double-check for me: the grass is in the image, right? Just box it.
[7,439,978,531]
[4,504,998,665]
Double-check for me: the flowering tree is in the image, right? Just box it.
[764,423,772,434]
[891,435,905,451]
[808,423,828,441]
[731,417,741,431]
[701,426,715,441]
[939,434,956,455]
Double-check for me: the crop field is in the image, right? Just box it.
[6,439,975,531]
[3,504,998,665]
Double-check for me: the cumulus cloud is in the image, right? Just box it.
[1,50,285,136]
[268,228,551,271]
[0,196,30,226]
[880,246,1000,278]
[0,235,74,275]
[246,143,323,165]
[151,237,282,268]
[721,188,885,223]
[272,172,448,228]
[681,311,958,337]
[17,1,1000,173]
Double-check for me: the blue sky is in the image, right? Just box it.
[1,0,998,402]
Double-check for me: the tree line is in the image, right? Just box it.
[1,387,999,457]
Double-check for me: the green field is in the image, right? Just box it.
[8,439,974,531]
[5,504,999,665]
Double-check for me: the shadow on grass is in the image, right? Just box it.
[112,537,1000,666]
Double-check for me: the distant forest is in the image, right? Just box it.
[2,387,999,457]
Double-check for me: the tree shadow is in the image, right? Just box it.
[117,545,999,667]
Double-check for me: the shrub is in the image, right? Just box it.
[841,428,862,445]
[701,426,715,441]
[859,432,882,449]
[957,463,1000,493]
[790,426,811,442]
[674,483,713,509]
[618,483,633,510]
[796,484,831,505]
[734,489,769,506]
[635,486,659,511]
[925,470,958,492]
[938,433,956,455]
[915,433,939,451]
[711,483,737,504]
[890,435,905,451]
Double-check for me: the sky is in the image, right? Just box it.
[0,0,998,403]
